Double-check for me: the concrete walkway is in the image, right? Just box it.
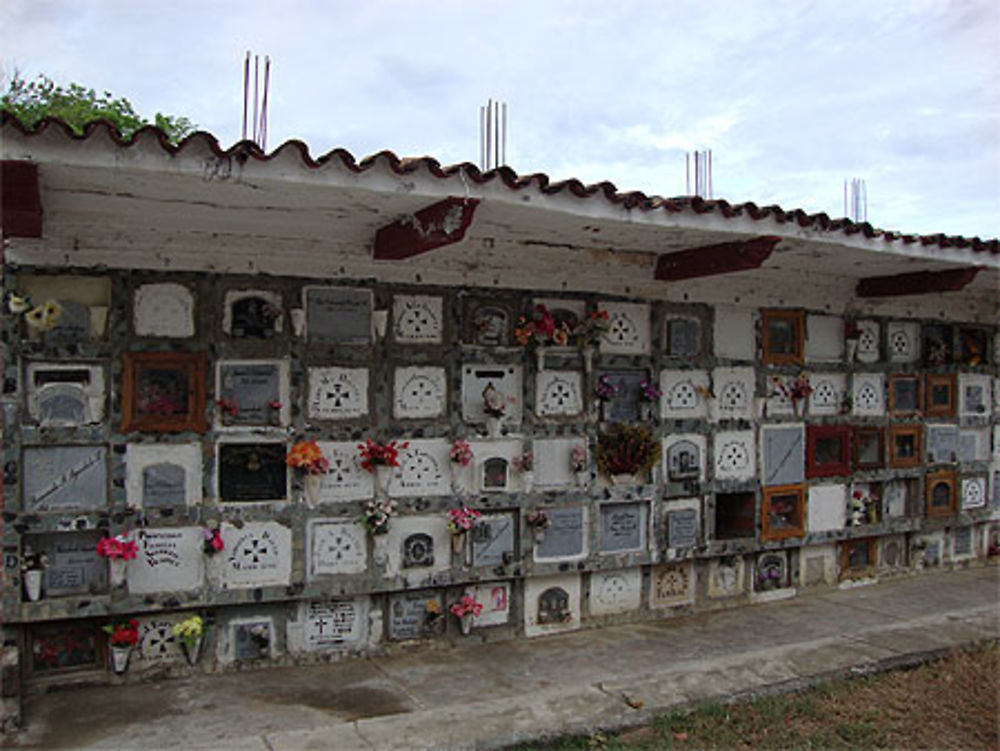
[5,566,998,751]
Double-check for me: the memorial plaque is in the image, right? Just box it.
[667,318,700,357]
[133,283,195,338]
[666,508,699,549]
[471,514,515,567]
[394,366,447,419]
[304,601,361,649]
[394,440,451,497]
[389,590,442,640]
[707,556,744,597]
[393,295,443,344]
[219,363,281,425]
[953,527,973,557]
[221,522,292,589]
[309,520,367,577]
[536,371,584,417]
[666,439,702,481]
[650,562,693,606]
[537,586,571,624]
[601,303,650,355]
[962,382,987,415]
[23,446,107,511]
[927,425,958,464]
[137,618,182,663]
[535,507,585,560]
[402,533,435,568]
[316,443,371,501]
[218,443,287,502]
[45,300,91,343]
[598,370,646,422]
[712,367,755,420]
[142,463,186,508]
[233,620,272,660]
[600,502,645,553]
[589,569,641,616]
[469,583,510,627]
[308,367,369,420]
[957,432,979,463]
[307,287,372,345]
[762,426,804,486]
[127,527,203,594]
[461,365,522,424]
[32,531,106,596]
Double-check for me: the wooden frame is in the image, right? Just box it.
[839,538,877,578]
[924,373,956,418]
[925,469,957,518]
[761,484,805,542]
[888,373,922,416]
[121,351,206,433]
[852,426,884,470]
[761,309,804,366]
[806,425,850,478]
[889,424,922,468]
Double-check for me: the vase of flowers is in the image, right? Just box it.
[525,509,551,543]
[202,526,224,556]
[596,423,661,485]
[104,619,139,674]
[573,309,611,371]
[449,595,483,635]
[594,374,620,422]
[771,375,812,417]
[447,505,481,555]
[844,321,861,363]
[20,546,48,602]
[449,439,474,493]
[515,304,572,373]
[570,444,589,487]
[357,439,408,498]
[361,497,397,536]
[513,451,534,491]
[286,439,330,508]
[97,534,138,588]
[639,378,662,421]
[172,615,204,666]
[482,384,507,438]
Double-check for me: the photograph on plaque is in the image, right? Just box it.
[218,443,287,502]
[121,351,206,433]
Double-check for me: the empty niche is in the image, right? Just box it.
[26,363,105,426]
[713,492,755,540]
[535,370,583,417]
[305,287,372,345]
[599,302,650,355]
[223,290,283,339]
[392,295,443,344]
[308,367,369,420]
[805,315,845,362]
[393,366,447,419]
[401,533,435,569]
[133,283,195,338]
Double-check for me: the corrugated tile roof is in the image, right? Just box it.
[3,111,996,255]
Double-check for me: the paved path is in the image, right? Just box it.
[5,566,998,750]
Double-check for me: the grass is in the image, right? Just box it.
[517,644,1000,750]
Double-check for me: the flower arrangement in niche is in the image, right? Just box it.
[594,374,620,402]
[850,488,879,526]
[286,440,330,475]
[361,497,396,535]
[171,615,203,648]
[449,595,483,618]
[572,309,611,348]
[595,423,661,479]
[103,619,140,647]
[23,299,63,332]
[215,398,240,418]
[425,599,443,625]
[639,379,662,402]
[770,374,812,411]
[446,505,481,535]
[96,534,138,560]
[202,526,224,555]
[357,439,409,472]
[21,546,48,573]
[515,304,568,347]
[449,440,474,467]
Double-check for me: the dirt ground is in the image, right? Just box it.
[534,644,1000,750]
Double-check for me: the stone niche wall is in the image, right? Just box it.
[2,268,998,683]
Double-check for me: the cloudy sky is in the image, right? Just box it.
[3,0,998,239]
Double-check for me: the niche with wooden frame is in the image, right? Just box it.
[888,373,922,417]
[839,537,877,579]
[852,426,884,471]
[806,425,850,478]
[888,424,922,469]
[761,309,805,366]
[925,469,957,519]
[761,484,805,542]
[121,351,207,433]
[924,373,956,418]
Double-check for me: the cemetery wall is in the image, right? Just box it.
[2,263,998,699]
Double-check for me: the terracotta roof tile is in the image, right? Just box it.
[3,110,996,254]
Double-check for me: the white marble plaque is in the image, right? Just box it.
[959,374,991,418]
[852,373,885,417]
[808,372,846,416]
[309,520,368,577]
[807,484,847,532]
[461,364,523,426]
[713,431,756,481]
[707,556,745,598]
[134,283,195,338]
[589,568,641,616]
[535,370,584,417]
[805,315,844,362]
[316,442,373,502]
[711,367,755,421]
[660,370,710,420]
[600,302,650,355]
[125,443,202,508]
[136,616,184,663]
[886,321,920,363]
[532,438,579,489]
[308,367,369,420]
[855,320,880,363]
[391,439,452,497]
[219,522,291,589]
[392,295,443,344]
[961,477,986,510]
[393,366,447,419]
[469,582,511,628]
[26,363,105,426]
[650,562,694,607]
[298,600,365,650]
[127,527,204,594]
[524,573,581,638]
[713,305,755,360]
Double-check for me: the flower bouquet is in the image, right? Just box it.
[20,546,49,602]
[449,595,483,635]
[357,439,408,497]
[287,439,330,507]
[525,509,551,543]
[202,526,224,556]
[171,615,204,665]
[447,505,481,554]
[361,497,397,535]
[570,444,589,486]
[596,423,661,484]
[97,533,137,588]
[449,439,474,493]
[103,618,139,674]
[513,450,534,490]
[481,384,507,437]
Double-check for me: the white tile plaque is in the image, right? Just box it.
[713,430,756,481]
[125,443,202,508]
[308,519,368,578]
[219,522,292,589]
[393,366,447,419]
[392,295,443,344]
[599,302,650,355]
[711,367,755,421]
[852,373,885,417]
[134,283,195,338]
[524,573,581,638]
[535,370,584,417]
[127,527,204,594]
[589,568,641,616]
[660,370,710,420]
[308,367,369,420]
